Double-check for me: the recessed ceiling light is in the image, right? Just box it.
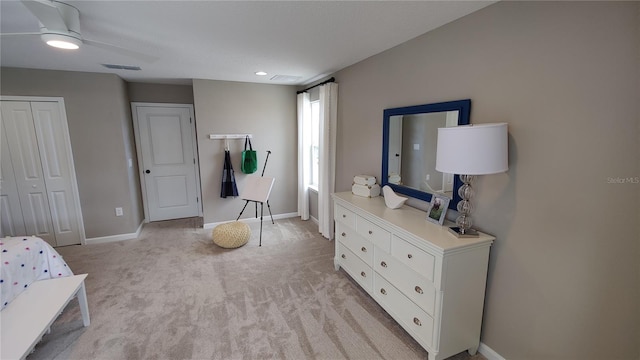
[255,71,268,76]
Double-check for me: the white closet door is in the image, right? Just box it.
[1,100,82,247]
[31,102,81,246]
[1,101,56,246]
[0,120,27,237]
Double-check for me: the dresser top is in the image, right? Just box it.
[333,192,494,252]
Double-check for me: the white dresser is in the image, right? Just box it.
[332,192,494,360]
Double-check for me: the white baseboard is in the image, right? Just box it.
[310,215,319,225]
[85,221,144,245]
[203,212,298,229]
[479,342,505,360]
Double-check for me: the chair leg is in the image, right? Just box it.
[254,202,258,218]
[266,200,274,224]
[259,202,264,247]
[236,200,250,221]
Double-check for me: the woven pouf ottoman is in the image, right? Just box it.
[212,221,251,249]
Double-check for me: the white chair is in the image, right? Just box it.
[236,176,275,246]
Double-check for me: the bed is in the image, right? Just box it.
[0,236,90,359]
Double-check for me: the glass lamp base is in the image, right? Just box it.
[448,226,480,238]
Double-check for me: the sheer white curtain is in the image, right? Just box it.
[297,92,311,220]
[318,83,338,239]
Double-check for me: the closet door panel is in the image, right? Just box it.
[1,101,55,246]
[26,192,52,235]
[31,102,81,246]
[0,120,26,237]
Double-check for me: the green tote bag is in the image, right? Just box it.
[241,135,258,174]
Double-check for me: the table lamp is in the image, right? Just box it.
[435,123,508,237]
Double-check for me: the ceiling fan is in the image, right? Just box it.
[1,0,157,62]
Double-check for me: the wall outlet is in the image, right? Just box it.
[425,174,430,181]
[115,207,123,217]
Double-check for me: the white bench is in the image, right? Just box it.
[0,274,90,360]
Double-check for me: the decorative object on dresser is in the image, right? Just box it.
[353,175,376,186]
[352,174,380,198]
[425,194,450,225]
[332,192,495,360]
[436,123,508,237]
[382,185,408,209]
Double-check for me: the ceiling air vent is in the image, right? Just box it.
[101,64,142,71]
[270,74,302,82]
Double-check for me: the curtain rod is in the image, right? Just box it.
[296,77,335,94]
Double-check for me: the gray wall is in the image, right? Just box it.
[0,68,144,238]
[127,82,194,104]
[334,2,639,359]
[192,79,297,225]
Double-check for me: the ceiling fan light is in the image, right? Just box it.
[41,33,81,50]
[46,40,79,50]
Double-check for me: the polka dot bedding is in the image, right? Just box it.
[0,236,74,310]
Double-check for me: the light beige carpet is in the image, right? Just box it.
[29,218,486,360]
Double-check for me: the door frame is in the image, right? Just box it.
[1,95,87,244]
[131,102,202,223]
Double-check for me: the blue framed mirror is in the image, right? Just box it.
[381,99,471,210]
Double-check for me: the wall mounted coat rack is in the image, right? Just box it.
[208,134,252,140]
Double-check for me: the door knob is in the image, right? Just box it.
[145,170,151,174]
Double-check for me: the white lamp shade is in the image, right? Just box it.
[435,123,508,175]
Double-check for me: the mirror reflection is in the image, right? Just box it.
[382,99,471,209]
[387,111,459,198]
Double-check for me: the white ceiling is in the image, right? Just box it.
[0,0,494,85]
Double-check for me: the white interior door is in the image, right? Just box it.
[134,104,200,222]
[388,116,403,180]
[0,120,27,237]
[0,99,83,247]
[1,101,56,245]
[30,102,82,246]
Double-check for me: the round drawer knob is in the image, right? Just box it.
[413,317,422,326]
[415,286,423,294]
[380,288,387,295]
[341,254,346,259]
[380,261,387,268]
[361,247,367,252]
[360,271,366,278]
[342,214,346,218]
[341,232,346,237]
[407,254,413,259]
[368,230,373,235]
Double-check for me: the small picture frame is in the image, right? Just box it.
[426,194,450,225]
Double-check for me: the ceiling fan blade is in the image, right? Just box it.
[83,39,158,63]
[20,0,68,32]
[0,32,41,37]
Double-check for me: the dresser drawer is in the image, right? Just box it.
[335,204,356,229]
[356,216,391,252]
[374,273,434,349]
[374,249,436,316]
[336,243,373,293]
[391,235,435,284]
[336,223,373,265]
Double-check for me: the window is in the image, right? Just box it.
[309,100,320,187]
